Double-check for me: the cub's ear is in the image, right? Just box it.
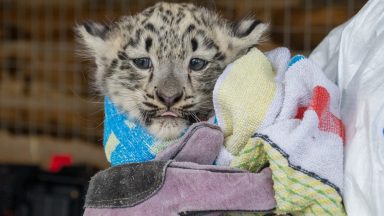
[232,19,267,38]
[75,22,111,56]
[82,22,110,39]
[229,18,269,55]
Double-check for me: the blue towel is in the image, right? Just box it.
[103,97,156,166]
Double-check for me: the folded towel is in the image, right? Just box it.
[213,47,346,215]
[213,48,277,155]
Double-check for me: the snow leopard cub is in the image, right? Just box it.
[76,2,268,141]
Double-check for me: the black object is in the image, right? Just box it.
[0,164,97,216]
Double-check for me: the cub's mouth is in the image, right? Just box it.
[147,111,189,140]
[142,108,206,140]
[154,109,206,123]
[159,111,179,118]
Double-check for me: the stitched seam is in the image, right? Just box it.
[252,133,341,196]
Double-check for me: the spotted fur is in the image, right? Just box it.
[76,2,268,140]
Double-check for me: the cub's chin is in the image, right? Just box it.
[147,116,189,140]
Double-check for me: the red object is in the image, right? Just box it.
[49,154,72,173]
[295,86,345,142]
[295,106,307,119]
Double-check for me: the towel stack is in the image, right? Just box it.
[213,48,345,215]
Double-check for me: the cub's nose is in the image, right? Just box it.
[156,90,183,107]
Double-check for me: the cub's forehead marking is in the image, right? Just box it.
[191,38,198,52]
[143,23,156,32]
[145,37,152,52]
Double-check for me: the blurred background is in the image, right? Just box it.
[0,0,366,215]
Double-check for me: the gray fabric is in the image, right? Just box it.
[155,122,223,165]
[84,162,276,215]
[85,160,171,208]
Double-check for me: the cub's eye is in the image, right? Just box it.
[132,58,152,69]
[189,58,208,71]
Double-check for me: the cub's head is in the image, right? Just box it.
[77,2,268,140]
